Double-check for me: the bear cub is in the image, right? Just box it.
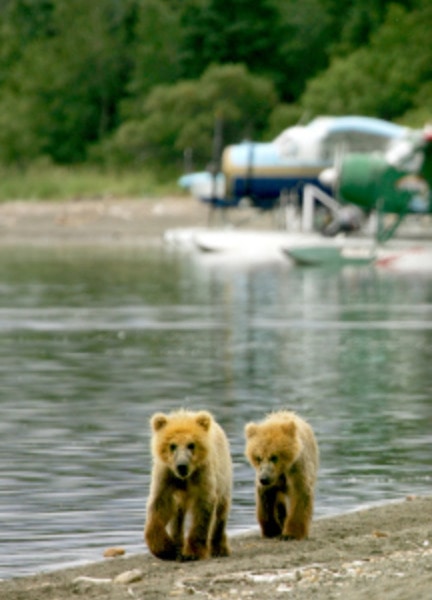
[245,410,319,540]
[144,409,232,561]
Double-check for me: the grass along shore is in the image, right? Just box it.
[0,164,181,202]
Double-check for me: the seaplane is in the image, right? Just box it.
[170,115,408,257]
[178,115,406,217]
[171,116,431,271]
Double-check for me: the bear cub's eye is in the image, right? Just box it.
[187,442,195,452]
[270,455,278,464]
[169,443,177,452]
[254,456,262,464]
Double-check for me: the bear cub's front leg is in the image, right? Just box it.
[256,486,287,538]
[145,503,181,560]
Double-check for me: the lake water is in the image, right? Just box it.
[0,244,431,579]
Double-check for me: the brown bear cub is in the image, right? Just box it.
[144,409,232,561]
[245,410,319,540]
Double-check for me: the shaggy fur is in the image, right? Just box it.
[144,409,232,561]
[245,410,319,540]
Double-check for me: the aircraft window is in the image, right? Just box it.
[320,132,395,160]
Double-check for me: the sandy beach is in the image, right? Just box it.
[0,196,431,599]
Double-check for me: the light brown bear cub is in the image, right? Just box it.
[245,410,319,540]
[144,409,232,561]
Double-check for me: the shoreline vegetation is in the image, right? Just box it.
[1,496,431,599]
[0,165,181,203]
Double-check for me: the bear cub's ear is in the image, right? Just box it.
[151,413,168,432]
[244,423,258,439]
[195,411,212,431]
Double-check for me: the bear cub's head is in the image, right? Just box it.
[245,419,302,487]
[151,410,212,480]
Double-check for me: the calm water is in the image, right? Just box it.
[0,244,431,578]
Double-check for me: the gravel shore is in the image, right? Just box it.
[1,496,431,600]
[0,196,210,246]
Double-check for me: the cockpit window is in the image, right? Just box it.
[320,132,394,161]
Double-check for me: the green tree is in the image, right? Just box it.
[274,0,332,100]
[300,2,432,122]
[0,0,55,73]
[316,0,416,55]
[0,0,137,164]
[179,0,287,95]
[125,0,183,107]
[101,64,278,170]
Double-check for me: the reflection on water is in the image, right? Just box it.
[0,246,431,578]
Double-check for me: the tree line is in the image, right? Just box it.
[0,0,430,173]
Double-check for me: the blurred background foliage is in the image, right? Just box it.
[0,0,431,179]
